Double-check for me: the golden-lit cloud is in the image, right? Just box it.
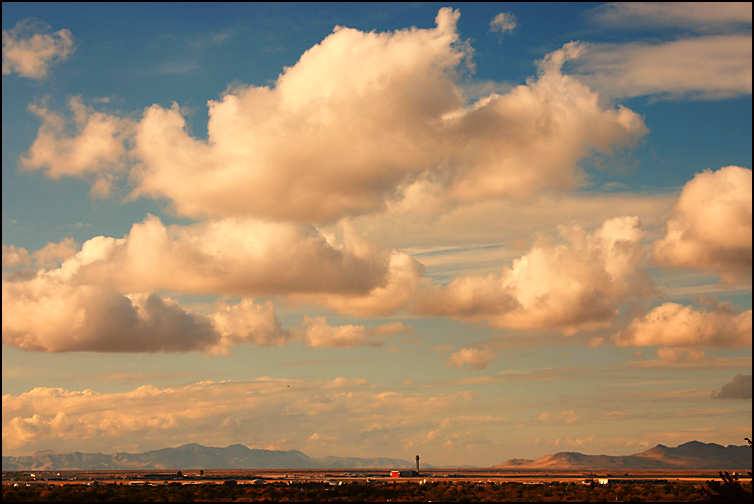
[3,4,752,467]
[415,216,652,334]
[2,245,30,267]
[127,10,645,223]
[615,301,752,348]
[1,379,474,457]
[287,250,425,317]
[2,19,74,79]
[290,316,411,348]
[578,3,752,100]
[2,280,220,353]
[653,166,752,284]
[30,237,78,267]
[208,298,289,351]
[14,9,647,222]
[447,348,496,369]
[1,275,410,354]
[2,224,420,352]
[51,215,399,297]
[21,97,134,197]
[570,36,752,100]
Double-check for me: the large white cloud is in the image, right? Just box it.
[13,10,646,222]
[653,166,752,284]
[2,19,74,79]
[126,9,646,223]
[415,216,651,334]
[1,274,409,353]
[1,218,422,353]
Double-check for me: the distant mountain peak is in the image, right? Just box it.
[494,441,751,470]
[3,444,422,471]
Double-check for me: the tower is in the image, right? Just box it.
[415,455,420,474]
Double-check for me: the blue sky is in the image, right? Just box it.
[2,3,751,467]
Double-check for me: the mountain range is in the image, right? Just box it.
[3,440,750,471]
[494,441,752,470]
[2,443,424,471]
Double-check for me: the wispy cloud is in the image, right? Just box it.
[574,3,752,100]
[490,12,517,35]
[590,2,752,31]
[153,59,200,75]
[569,36,752,100]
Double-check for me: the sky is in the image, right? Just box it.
[2,2,751,468]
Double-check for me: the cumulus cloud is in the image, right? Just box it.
[415,216,651,334]
[208,298,290,351]
[48,215,401,298]
[3,239,78,270]
[125,10,645,223]
[653,166,751,284]
[14,10,646,222]
[615,301,752,348]
[711,374,752,399]
[30,237,78,267]
[2,245,30,268]
[2,19,74,79]
[2,280,220,353]
[288,250,425,317]
[490,13,517,34]
[20,97,134,197]
[1,221,417,353]
[447,348,496,369]
[2,271,406,353]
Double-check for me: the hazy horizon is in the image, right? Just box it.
[2,2,751,467]
[5,438,751,471]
